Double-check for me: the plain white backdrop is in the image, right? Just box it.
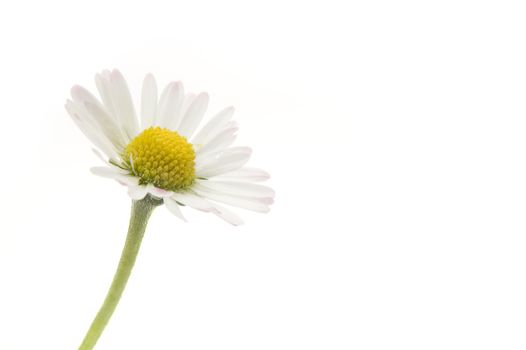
[1,0,525,349]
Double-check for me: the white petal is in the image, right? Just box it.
[195,126,238,156]
[70,85,106,112]
[95,70,117,116]
[82,100,127,149]
[91,148,129,173]
[128,185,148,200]
[177,92,209,138]
[193,185,269,213]
[92,148,109,164]
[164,197,187,222]
[172,192,217,212]
[196,146,251,168]
[207,202,244,226]
[112,174,139,187]
[157,82,184,129]
[200,120,238,146]
[192,106,235,146]
[181,93,196,117]
[213,167,271,182]
[90,166,139,187]
[65,101,119,160]
[146,184,173,198]
[258,197,274,205]
[196,148,251,178]
[141,73,158,129]
[194,149,220,167]
[197,180,274,198]
[90,166,128,179]
[109,69,139,139]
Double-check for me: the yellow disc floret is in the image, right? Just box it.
[123,127,196,191]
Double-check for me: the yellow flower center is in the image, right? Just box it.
[123,127,196,191]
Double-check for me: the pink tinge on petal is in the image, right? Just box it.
[147,185,173,198]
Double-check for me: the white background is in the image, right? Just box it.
[0,1,525,349]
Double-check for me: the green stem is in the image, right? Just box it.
[78,196,159,350]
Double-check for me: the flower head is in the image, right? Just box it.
[66,69,273,225]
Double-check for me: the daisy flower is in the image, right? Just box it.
[66,69,274,225]
[65,69,273,350]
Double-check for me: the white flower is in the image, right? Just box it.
[65,69,274,225]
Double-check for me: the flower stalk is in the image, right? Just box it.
[78,196,160,350]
